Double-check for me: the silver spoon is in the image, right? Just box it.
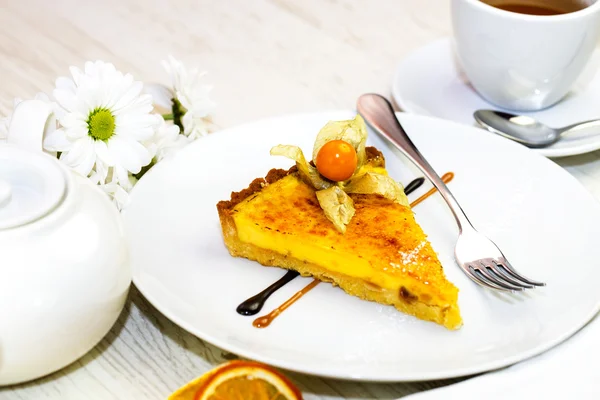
[473,110,600,148]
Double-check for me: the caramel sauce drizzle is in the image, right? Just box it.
[252,279,320,328]
[250,172,455,329]
[409,172,454,208]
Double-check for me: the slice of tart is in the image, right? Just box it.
[217,116,462,329]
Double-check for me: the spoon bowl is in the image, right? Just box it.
[473,110,600,148]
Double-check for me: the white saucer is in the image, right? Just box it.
[392,38,600,158]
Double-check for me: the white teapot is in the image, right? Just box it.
[0,100,131,385]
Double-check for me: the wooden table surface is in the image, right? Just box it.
[1,1,599,399]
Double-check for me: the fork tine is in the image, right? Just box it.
[490,261,537,288]
[488,267,534,289]
[468,266,518,292]
[484,261,535,289]
[475,264,525,291]
[497,257,546,287]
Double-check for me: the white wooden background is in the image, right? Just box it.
[1,1,599,399]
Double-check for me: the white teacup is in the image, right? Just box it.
[451,0,600,111]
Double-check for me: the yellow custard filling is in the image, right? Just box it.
[231,174,458,306]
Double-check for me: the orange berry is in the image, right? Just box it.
[315,140,357,181]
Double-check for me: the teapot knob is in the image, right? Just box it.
[7,100,55,152]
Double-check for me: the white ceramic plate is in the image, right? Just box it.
[391,38,600,158]
[123,111,600,381]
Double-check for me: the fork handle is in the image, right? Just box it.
[357,93,472,232]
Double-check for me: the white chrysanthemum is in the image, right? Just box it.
[162,55,216,139]
[44,61,158,180]
[0,93,61,144]
[148,115,191,162]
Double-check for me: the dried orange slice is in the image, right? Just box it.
[169,360,303,400]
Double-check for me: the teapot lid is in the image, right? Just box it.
[0,145,68,230]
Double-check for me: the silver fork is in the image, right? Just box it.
[357,94,545,292]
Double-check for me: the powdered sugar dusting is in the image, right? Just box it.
[398,240,426,266]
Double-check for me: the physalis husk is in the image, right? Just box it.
[270,115,409,233]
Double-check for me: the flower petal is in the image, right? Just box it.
[67,136,95,166]
[107,136,151,174]
[115,113,157,141]
[53,84,78,112]
[60,112,87,129]
[112,165,131,187]
[43,128,72,152]
[94,139,114,166]
[112,93,153,116]
[55,76,76,94]
[89,161,109,185]
[60,137,95,176]
[101,181,131,210]
[73,147,97,177]
[111,81,143,112]
[143,83,174,110]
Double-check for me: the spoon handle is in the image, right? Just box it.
[357,93,472,232]
[559,119,600,135]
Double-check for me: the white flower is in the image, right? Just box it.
[44,60,158,181]
[0,93,61,144]
[162,55,215,139]
[100,180,132,211]
[148,115,191,162]
[96,166,138,211]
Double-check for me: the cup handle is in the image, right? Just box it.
[7,100,55,152]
